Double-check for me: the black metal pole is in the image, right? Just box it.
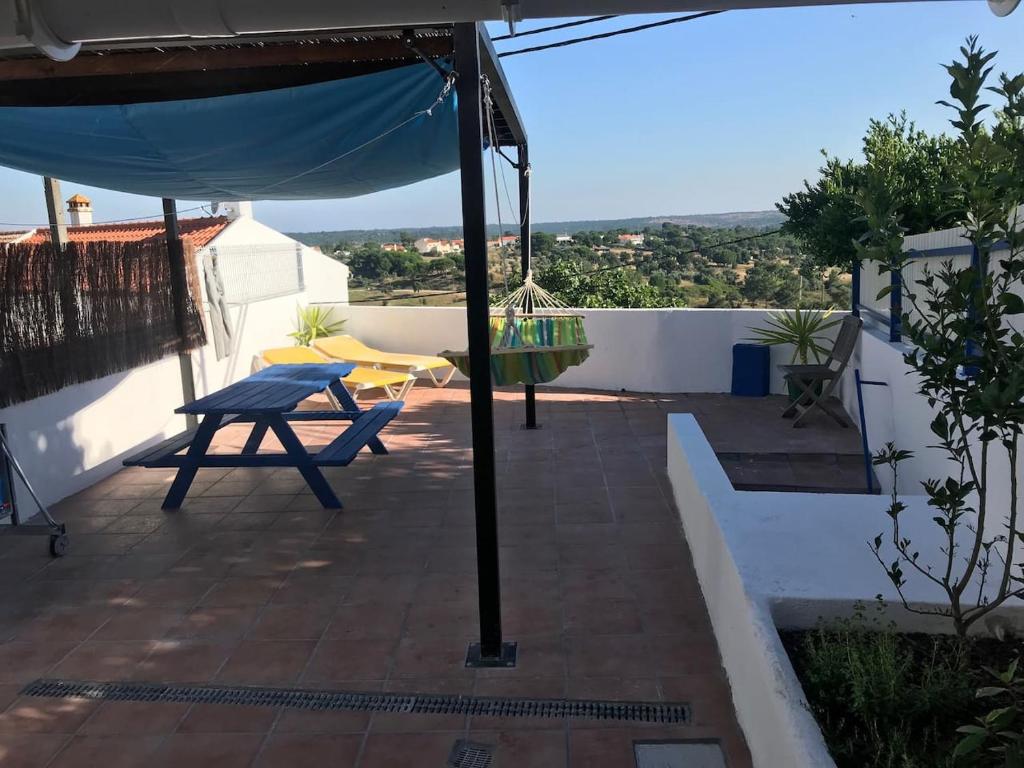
[454,22,514,667]
[162,198,199,431]
[518,143,538,430]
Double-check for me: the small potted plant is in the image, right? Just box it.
[289,305,345,347]
[747,308,840,400]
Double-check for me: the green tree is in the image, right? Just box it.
[741,257,800,307]
[537,260,673,308]
[777,114,961,269]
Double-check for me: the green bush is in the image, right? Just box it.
[786,606,976,768]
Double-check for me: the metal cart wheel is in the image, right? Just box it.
[49,533,69,558]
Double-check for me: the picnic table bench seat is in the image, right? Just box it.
[313,401,403,466]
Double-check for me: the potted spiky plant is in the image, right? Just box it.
[289,305,345,347]
[747,308,840,400]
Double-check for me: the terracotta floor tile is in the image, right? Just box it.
[92,607,187,641]
[255,733,362,768]
[47,735,165,768]
[49,641,151,681]
[166,606,261,642]
[568,728,637,768]
[149,733,263,768]
[0,732,69,768]
[326,602,409,640]
[250,603,334,640]
[0,643,76,684]
[390,637,477,680]
[176,702,278,733]
[216,640,317,685]
[79,700,188,735]
[134,641,235,683]
[359,732,463,768]
[303,637,396,682]
[470,729,569,768]
[563,597,643,636]
[0,696,98,734]
[12,607,113,643]
[567,635,653,679]
[274,705,372,735]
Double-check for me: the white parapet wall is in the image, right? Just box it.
[666,413,1023,768]
[323,304,844,394]
[839,323,1024,526]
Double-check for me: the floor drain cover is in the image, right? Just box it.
[448,740,494,768]
[22,679,690,724]
[634,741,726,768]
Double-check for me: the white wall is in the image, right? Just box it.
[325,304,842,394]
[202,215,349,305]
[1,219,349,508]
[666,414,1024,768]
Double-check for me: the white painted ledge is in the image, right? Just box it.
[666,413,1024,768]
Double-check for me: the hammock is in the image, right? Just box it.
[441,272,593,386]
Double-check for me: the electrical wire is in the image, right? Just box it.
[498,11,724,58]
[0,204,212,231]
[491,15,619,42]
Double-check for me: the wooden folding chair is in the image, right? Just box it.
[780,315,862,428]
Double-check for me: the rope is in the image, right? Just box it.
[498,11,724,58]
[482,75,510,295]
[491,15,619,41]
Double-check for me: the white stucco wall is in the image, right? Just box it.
[666,414,1024,768]
[839,323,1024,533]
[0,217,349,509]
[323,304,843,395]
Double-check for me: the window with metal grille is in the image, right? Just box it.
[207,242,305,304]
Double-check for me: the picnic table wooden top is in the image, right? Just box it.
[177,363,356,416]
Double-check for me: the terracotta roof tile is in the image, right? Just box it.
[22,216,230,249]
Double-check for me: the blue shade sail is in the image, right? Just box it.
[0,62,458,200]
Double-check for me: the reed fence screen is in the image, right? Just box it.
[0,238,206,407]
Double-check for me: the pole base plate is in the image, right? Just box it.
[519,423,543,431]
[465,641,517,668]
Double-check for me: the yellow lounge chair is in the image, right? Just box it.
[313,335,456,387]
[259,347,415,402]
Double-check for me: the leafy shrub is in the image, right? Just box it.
[786,604,976,768]
[955,659,1024,766]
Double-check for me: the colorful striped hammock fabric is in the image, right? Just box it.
[442,314,592,386]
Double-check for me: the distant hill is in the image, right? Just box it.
[287,210,785,248]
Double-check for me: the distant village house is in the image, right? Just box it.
[617,233,645,246]
[413,237,463,255]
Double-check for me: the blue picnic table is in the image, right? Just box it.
[124,363,404,510]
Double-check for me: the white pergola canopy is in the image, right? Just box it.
[1,0,1014,62]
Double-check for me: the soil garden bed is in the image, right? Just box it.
[781,622,1022,768]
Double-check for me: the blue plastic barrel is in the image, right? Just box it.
[731,343,770,397]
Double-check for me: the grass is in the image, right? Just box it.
[781,607,1021,768]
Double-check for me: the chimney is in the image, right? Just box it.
[213,201,253,221]
[66,194,92,226]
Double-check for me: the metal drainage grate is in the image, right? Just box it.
[448,740,494,768]
[635,741,727,768]
[22,679,689,724]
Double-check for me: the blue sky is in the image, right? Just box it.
[0,2,1021,233]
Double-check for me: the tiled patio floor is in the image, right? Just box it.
[0,384,859,767]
